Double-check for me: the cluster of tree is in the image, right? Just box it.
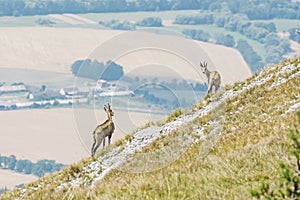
[264,34,291,65]
[1,0,299,20]
[214,33,235,47]
[130,77,207,92]
[128,77,206,109]
[182,29,210,42]
[0,0,214,16]
[174,13,214,25]
[0,155,64,177]
[183,29,236,47]
[136,17,163,27]
[236,40,263,72]
[71,59,124,81]
[227,0,300,20]
[176,12,277,44]
[218,14,290,66]
[100,17,163,30]
[99,20,136,30]
[180,11,292,71]
[216,14,277,44]
[163,79,207,91]
[135,89,167,105]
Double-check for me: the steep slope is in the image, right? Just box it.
[1,56,300,199]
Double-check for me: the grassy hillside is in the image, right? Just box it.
[1,56,300,199]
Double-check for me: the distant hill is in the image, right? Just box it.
[1,55,299,199]
[1,0,300,20]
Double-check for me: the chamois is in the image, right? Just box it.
[91,103,115,157]
[200,61,221,95]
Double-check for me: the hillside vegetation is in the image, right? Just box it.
[1,56,300,199]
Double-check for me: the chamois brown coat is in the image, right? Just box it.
[200,61,221,95]
[91,104,115,157]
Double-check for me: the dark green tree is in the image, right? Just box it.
[215,33,235,47]
[102,60,124,81]
[23,160,33,174]
[16,160,26,173]
[264,33,280,46]
[7,155,16,170]
[136,17,163,27]
[182,29,211,42]
[236,39,262,72]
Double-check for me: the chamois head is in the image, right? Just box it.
[200,61,208,73]
[104,103,114,117]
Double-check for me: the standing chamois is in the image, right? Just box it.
[200,61,221,95]
[91,103,115,157]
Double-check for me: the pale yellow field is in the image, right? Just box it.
[0,169,37,190]
[0,27,252,84]
[0,108,165,164]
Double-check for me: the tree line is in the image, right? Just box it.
[1,0,300,19]
[178,12,292,72]
[227,0,300,20]
[0,155,64,177]
[99,17,162,30]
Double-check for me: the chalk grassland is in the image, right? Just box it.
[2,55,300,199]
[1,55,299,200]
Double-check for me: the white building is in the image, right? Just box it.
[59,87,79,96]
[0,84,27,93]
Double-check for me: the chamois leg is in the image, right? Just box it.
[91,133,105,157]
[108,135,112,146]
[103,137,106,147]
[215,83,220,91]
[207,86,212,95]
[207,81,213,95]
[91,134,96,156]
